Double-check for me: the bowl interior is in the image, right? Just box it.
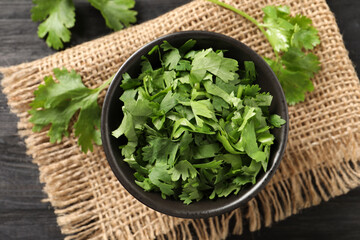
[101,31,288,218]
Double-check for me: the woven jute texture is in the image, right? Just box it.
[1,0,360,239]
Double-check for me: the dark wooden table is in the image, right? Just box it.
[1,0,359,239]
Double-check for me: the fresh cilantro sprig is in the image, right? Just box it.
[31,0,137,50]
[113,40,285,204]
[206,0,321,105]
[29,68,112,152]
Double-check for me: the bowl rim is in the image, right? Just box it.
[101,30,289,219]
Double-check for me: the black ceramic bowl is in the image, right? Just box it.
[101,31,288,219]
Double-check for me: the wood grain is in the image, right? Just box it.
[0,0,359,239]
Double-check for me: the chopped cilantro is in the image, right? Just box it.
[113,40,285,204]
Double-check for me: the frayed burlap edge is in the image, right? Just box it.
[1,0,360,239]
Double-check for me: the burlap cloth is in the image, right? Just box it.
[1,0,360,239]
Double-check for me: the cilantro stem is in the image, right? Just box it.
[149,87,171,100]
[205,0,280,60]
[143,75,151,97]
[96,75,113,92]
[237,85,243,98]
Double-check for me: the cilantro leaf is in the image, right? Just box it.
[148,164,175,197]
[203,80,234,105]
[266,54,318,105]
[171,118,196,139]
[142,137,179,166]
[179,178,204,204]
[190,100,216,126]
[290,15,320,50]
[269,114,287,128]
[88,0,137,31]
[192,160,223,169]
[171,160,198,181]
[112,110,138,156]
[31,0,75,50]
[29,68,109,152]
[160,41,181,70]
[281,47,321,78]
[239,120,266,163]
[279,69,314,105]
[242,61,257,84]
[193,143,221,159]
[262,5,293,52]
[191,50,238,83]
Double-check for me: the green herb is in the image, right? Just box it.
[206,0,321,105]
[88,0,137,31]
[29,68,112,152]
[112,40,285,204]
[31,0,137,50]
[31,0,76,50]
